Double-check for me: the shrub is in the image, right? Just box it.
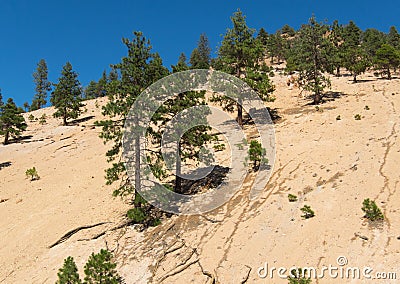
[57,250,122,284]
[25,167,40,181]
[39,114,47,125]
[56,256,82,284]
[362,198,384,221]
[248,140,267,171]
[213,144,226,152]
[300,205,315,219]
[28,114,35,122]
[354,114,362,120]
[364,105,370,110]
[336,115,341,121]
[127,207,147,223]
[83,249,122,284]
[288,194,298,202]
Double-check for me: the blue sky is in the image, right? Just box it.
[1,0,399,106]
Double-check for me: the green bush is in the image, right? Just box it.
[28,114,35,122]
[300,205,315,219]
[362,198,384,221]
[364,105,370,110]
[39,114,47,125]
[56,256,82,284]
[213,144,226,152]
[127,207,147,223]
[248,140,267,171]
[25,167,40,181]
[57,250,122,284]
[84,249,122,284]
[288,194,298,202]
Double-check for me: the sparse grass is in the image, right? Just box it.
[354,114,362,120]
[25,167,40,181]
[288,268,312,284]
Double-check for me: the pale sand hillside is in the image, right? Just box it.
[1,72,400,283]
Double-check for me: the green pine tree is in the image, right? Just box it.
[190,33,211,69]
[342,21,370,82]
[374,43,400,79]
[248,140,266,171]
[83,249,122,284]
[362,28,387,59]
[56,256,82,284]
[51,62,84,125]
[212,9,274,126]
[31,59,51,110]
[0,98,27,145]
[96,31,169,213]
[286,16,331,104]
[388,26,400,49]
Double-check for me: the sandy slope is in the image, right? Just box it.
[1,72,400,283]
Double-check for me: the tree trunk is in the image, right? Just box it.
[134,114,142,205]
[388,67,392,80]
[336,66,341,77]
[353,74,357,83]
[314,92,322,104]
[63,115,67,126]
[237,101,243,127]
[175,140,182,194]
[3,131,9,145]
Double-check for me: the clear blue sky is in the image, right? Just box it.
[1,0,399,106]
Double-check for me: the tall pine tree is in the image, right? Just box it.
[286,16,331,104]
[213,9,274,126]
[190,33,211,69]
[31,59,51,110]
[51,62,84,125]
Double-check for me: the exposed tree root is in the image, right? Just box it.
[49,222,110,248]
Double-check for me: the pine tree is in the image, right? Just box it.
[96,31,169,208]
[0,98,27,145]
[83,249,122,284]
[281,24,296,37]
[362,28,387,59]
[374,43,400,79]
[342,21,370,82]
[190,33,211,69]
[84,81,98,100]
[31,59,51,110]
[213,9,274,126]
[329,20,345,76]
[51,62,84,125]
[257,27,269,46]
[158,57,213,194]
[286,16,331,104]
[267,31,287,64]
[248,140,266,171]
[56,256,82,284]
[388,26,400,49]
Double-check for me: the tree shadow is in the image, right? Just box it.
[0,161,12,170]
[303,91,347,105]
[350,79,375,83]
[180,165,230,195]
[70,115,96,125]
[7,135,34,144]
